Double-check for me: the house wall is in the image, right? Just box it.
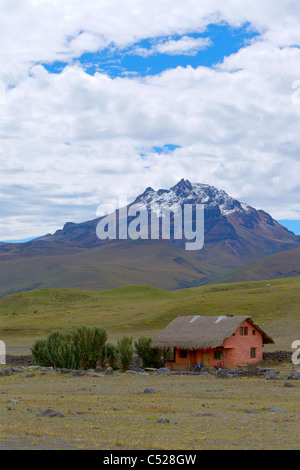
[165,348,224,371]
[164,320,264,370]
[223,319,263,367]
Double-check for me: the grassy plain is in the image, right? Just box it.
[0,276,299,352]
[0,277,299,450]
[0,369,299,450]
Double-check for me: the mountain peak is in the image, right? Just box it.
[135,179,248,217]
[171,178,193,192]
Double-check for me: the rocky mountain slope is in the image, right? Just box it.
[0,179,298,296]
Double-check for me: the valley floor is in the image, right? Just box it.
[0,367,299,450]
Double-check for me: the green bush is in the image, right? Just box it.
[134,336,162,368]
[103,342,118,369]
[117,335,133,371]
[31,325,107,370]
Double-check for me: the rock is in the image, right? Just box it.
[95,366,104,373]
[11,367,24,373]
[144,387,155,394]
[129,354,143,372]
[105,367,114,375]
[216,369,229,378]
[266,406,285,412]
[286,370,300,380]
[156,367,171,375]
[284,382,295,387]
[138,371,149,376]
[124,370,138,375]
[245,410,261,414]
[25,374,35,378]
[71,370,86,377]
[36,409,64,418]
[0,368,14,376]
[157,418,170,423]
[7,399,19,404]
[264,371,279,380]
[59,368,72,374]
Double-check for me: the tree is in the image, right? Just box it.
[134,336,162,368]
[31,325,107,370]
[117,336,133,371]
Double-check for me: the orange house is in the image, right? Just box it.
[151,315,274,370]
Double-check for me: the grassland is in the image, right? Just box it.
[0,277,299,451]
[0,276,299,352]
[0,370,299,450]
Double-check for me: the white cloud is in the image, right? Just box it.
[133,36,213,57]
[0,0,300,238]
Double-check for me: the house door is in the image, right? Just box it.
[203,353,210,369]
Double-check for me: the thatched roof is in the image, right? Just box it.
[151,315,274,349]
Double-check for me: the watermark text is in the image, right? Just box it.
[96,198,204,251]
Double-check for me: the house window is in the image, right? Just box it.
[165,348,175,361]
[252,329,256,335]
[214,350,222,360]
[180,349,188,358]
[250,348,256,358]
[240,327,248,335]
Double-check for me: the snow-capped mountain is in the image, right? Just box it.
[133,178,252,216]
[0,179,298,297]
[131,178,297,259]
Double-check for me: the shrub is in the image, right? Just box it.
[117,335,133,371]
[134,336,162,368]
[31,325,107,370]
[103,342,119,369]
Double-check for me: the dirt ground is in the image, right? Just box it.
[0,366,299,451]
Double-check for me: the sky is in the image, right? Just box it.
[0,0,300,241]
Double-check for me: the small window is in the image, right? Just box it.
[180,349,188,358]
[244,327,248,335]
[214,350,222,360]
[165,348,175,361]
[250,348,256,358]
[252,329,256,335]
[239,327,243,335]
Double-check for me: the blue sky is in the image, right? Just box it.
[0,0,300,240]
[43,23,259,78]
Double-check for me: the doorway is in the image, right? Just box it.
[203,352,210,369]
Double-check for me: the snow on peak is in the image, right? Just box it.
[134,179,252,217]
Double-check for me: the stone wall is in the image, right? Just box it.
[5,355,34,366]
[263,351,292,363]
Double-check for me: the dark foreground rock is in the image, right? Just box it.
[36,409,65,418]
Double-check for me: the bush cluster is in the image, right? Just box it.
[31,325,107,370]
[31,326,162,371]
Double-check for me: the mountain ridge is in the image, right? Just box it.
[0,179,298,296]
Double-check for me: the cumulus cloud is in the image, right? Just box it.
[0,0,300,239]
[133,36,213,57]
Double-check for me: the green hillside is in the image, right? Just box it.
[211,247,300,284]
[1,277,299,351]
[0,239,226,298]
